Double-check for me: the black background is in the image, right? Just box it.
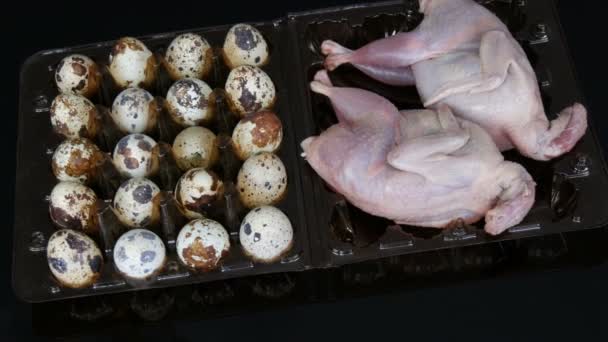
[3,0,607,340]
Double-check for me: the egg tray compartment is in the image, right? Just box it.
[13,20,312,302]
[28,226,608,333]
[285,0,608,268]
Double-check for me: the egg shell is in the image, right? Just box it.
[164,33,213,80]
[113,134,159,178]
[113,178,161,228]
[176,219,230,270]
[111,88,158,134]
[109,37,157,89]
[52,138,102,184]
[225,65,275,116]
[232,110,283,160]
[172,126,219,171]
[239,206,293,263]
[175,168,224,219]
[50,94,99,139]
[49,181,98,234]
[55,54,100,98]
[222,23,269,68]
[113,229,166,280]
[237,152,287,208]
[166,78,214,127]
[47,229,103,288]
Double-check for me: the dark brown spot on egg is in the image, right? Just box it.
[173,79,207,109]
[50,205,83,230]
[242,111,282,148]
[181,238,221,270]
[234,26,258,51]
[238,82,261,113]
[49,257,68,273]
[74,79,86,91]
[66,233,88,253]
[53,122,71,137]
[243,223,252,235]
[73,56,85,64]
[116,138,130,155]
[185,232,192,238]
[124,157,139,170]
[140,250,156,262]
[140,231,156,240]
[137,139,152,152]
[56,73,62,83]
[117,246,127,261]
[71,62,87,76]
[132,184,153,204]
[123,38,144,51]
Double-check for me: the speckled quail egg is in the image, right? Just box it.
[239,206,293,263]
[47,229,103,288]
[50,94,99,139]
[225,65,275,116]
[111,87,158,134]
[175,168,224,219]
[164,33,213,80]
[113,134,159,178]
[113,229,166,281]
[237,152,287,208]
[113,178,160,228]
[109,37,157,89]
[49,181,98,234]
[52,138,102,184]
[222,23,269,68]
[176,219,230,270]
[172,126,219,171]
[166,78,214,127]
[55,54,100,98]
[232,110,282,160]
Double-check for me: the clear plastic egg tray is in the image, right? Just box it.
[14,0,608,302]
[14,20,310,302]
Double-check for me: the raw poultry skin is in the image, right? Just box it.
[321,0,587,161]
[302,70,535,235]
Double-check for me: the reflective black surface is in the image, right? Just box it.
[4,0,608,340]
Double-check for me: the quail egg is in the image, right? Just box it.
[166,78,214,127]
[225,65,275,116]
[50,94,99,139]
[55,54,100,98]
[176,219,230,271]
[237,152,287,208]
[47,229,103,288]
[52,138,102,184]
[239,206,293,263]
[113,178,160,228]
[111,87,158,133]
[109,37,157,89]
[49,181,98,234]
[175,168,224,219]
[113,229,166,281]
[222,23,269,68]
[172,126,219,171]
[232,110,282,160]
[113,134,159,178]
[164,33,213,80]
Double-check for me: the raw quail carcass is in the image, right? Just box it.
[302,71,535,235]
[321,0,587,161]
